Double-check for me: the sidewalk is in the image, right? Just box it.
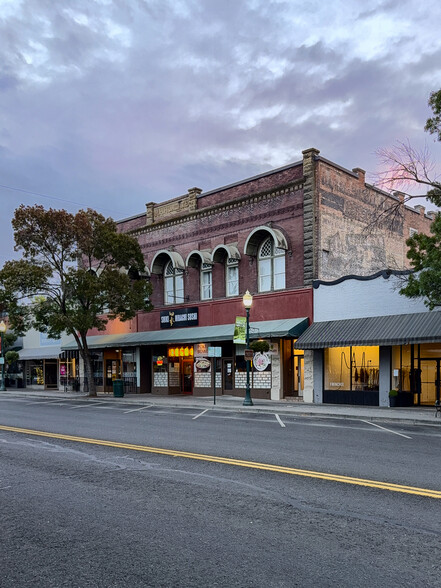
[2,387,440,425]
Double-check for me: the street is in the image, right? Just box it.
[1,396,441,587]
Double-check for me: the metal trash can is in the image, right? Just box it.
[113,379,124,398]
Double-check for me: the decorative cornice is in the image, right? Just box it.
[129,178,305,238]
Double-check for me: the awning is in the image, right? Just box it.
[62,317,309,350]
[19,347,62,360]
[294,311,441,349]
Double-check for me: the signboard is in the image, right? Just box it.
[0,357,4,365]
[40,333,61,346]
[233,316,247,344]
[60,364,66,376]
[160,307,198,329]
[208,346,222,357]
[244,349,253,361]
[195,343,209,357]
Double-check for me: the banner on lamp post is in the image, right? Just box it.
[233,316,247,345]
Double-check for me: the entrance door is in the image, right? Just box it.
[293,355,304,396]
[44,360,58,389]
[223,359,233,392]
[420,359,441,405]
[106,359,121,389]
[182,359,193,394]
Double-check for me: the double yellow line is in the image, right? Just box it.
[1,424,440,499]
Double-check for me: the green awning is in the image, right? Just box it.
[62,317,309,350]
[294,311,441,349]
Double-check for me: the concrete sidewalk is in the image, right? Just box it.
[1,387,440,425]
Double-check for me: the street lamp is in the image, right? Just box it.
[242,290,253,406]
[0,320,6,392]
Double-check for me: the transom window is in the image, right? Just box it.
[164,261,184,304]
[258,237,285,292]
[226,258,239,297]
[201,263,213,300]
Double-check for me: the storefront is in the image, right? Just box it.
[295,310,441,407]
[62,317,309,399]
[18,346,62,390]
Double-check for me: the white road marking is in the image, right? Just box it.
[69,401,107,410]
[193,409,209,420]
[360,419,412,439]
[123,405,153,414]
[275,414,286,428]
[24,399,69,406]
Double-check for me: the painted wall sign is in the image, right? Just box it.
[160,307,198,328]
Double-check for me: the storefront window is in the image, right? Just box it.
[392,345,411,392]
[324,347,351,390]
[26,360,44,386]
[324,346,379,391]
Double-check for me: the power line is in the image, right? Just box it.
[0,182,126,216]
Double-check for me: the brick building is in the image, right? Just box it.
[64,148,434,401]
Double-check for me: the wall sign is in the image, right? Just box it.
[160,307,198,328]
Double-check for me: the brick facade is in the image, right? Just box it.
[92,147,434,400]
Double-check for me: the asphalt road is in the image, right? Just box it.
[1,396,441,587]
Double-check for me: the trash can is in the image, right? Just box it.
[113,379,124,398]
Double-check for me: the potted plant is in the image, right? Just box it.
[249,340,270,353]
[389,389,399,407]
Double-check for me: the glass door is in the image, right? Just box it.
[182,359,193,394]
[419,359,440,405]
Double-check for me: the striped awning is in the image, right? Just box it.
[295,311,441,349]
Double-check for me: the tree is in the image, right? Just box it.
[375,89,441,210]
[0,205,152,396]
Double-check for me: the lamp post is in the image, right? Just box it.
[242,290,253,406]
[0,320,6,392]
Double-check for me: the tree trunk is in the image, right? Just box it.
[77,333,97,397]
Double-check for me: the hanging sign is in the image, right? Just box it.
[160,307,198,328]
[208,346,222,357]
[233,316,247,344]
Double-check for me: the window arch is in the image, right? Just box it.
[258,237,285,292]
[164,261,184,304]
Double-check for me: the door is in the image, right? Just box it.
[106,359,121,389]
[44,360,58,389]
[182,359,193,394]
[223,359,233,392]
[293,355,304,396]
[420,359,441,405]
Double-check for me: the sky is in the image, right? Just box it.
[1,0,440,263]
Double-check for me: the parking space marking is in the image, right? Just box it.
[123,405,153,414]
[69,401,108,410]
[275,414,286,428]
[360,420,412,439]
[192,409,209,420]
[24,399,71,406]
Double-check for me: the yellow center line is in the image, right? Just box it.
[1,424,440,499]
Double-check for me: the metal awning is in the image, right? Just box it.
[19,347,62,360]
[294,311,441,349]
[62,317,309,350]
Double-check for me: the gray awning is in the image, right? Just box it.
[19,346,61,360]
[62,317,309,350]
[295,311,441,349]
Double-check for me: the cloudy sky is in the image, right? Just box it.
[1,0,440,262]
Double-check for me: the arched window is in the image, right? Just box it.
[258,237,285,292]
[201,263,213,300]
[164,261,184,304]
[226,258,239,297]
